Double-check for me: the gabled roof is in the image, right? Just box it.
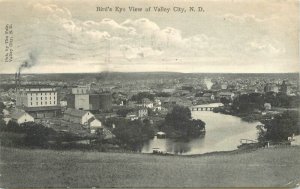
[87,116,96,124]
[64,108,90,117]
[24,106,61,112]
[11,110,28,120]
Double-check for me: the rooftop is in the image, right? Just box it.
[11,110,28,120]
[64,108,90,117]
[24,106,61,112]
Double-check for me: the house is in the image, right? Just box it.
[153,99,162,111]
[88,117,103,134]
[218,92,235,100]
[221,83,228,90]
[10,110,34,124]
[138,108,148,118]
[142,98,153,108]
[63,108,94,125]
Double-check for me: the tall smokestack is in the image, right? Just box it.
[18,71,21,88]
[15,72,18,91]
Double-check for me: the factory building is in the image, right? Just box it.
[16,87,58,107]
[16,86,61,118]
[99,93,112,112]
[67,86,112,112]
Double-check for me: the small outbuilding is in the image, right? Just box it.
[88,117,103,134]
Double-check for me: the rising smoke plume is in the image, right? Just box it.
[18,51,39,73]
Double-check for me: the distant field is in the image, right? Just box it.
[0,146,299,188]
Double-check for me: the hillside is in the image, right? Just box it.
[0,146,299,188]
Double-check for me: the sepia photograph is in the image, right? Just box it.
[0,0,299,188]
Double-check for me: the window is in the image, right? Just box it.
[36,102,38,105]
[36,97,38,100]
[31,102,32,105]
[50,101,51,105]
[50,97,51,100]
[45,102,47,105]
[41,97,43,100]
[41,102,43,105]
[31,97,32,100]
[45,97,47,100]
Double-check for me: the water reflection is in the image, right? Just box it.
[142,109,260,155]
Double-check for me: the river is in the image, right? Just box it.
[142,104,260,155]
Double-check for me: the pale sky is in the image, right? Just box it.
[0,0,299,73]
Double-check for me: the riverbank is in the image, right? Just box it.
[0,146,299,187]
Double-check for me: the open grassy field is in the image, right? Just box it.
[0,146,299,188]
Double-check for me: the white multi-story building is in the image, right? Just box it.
[16,87,58,107]
[16,86,60,118]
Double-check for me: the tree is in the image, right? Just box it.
[258,111,300,143]
[0,116,6,128]
[116,108,133,117]
[0,102,5,113]
[112,119,155,150]
[232,93,264,113]
[162,105,205,139]
[131,92,154,103]
[5,121,24,133]
[0,121,56,147]
[220,97,230,105]
[21,122,56,147]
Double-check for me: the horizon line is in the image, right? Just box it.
[0,71,299,75]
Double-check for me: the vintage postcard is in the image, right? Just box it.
[0,0,299,188]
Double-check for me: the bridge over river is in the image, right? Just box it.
[191,103,224,111]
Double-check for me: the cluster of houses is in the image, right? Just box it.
[2,107,107,135]
[1,84,116,139]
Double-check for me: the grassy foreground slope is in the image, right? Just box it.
[0,146,299,188]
